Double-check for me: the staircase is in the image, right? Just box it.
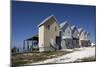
[50,39,59,51]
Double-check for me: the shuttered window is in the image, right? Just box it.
[47,25,50,30]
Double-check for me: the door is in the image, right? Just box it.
[56,36,61,49]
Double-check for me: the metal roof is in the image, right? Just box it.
[38,15,57,27]
[26,34,38,41]
[71,25,76,30]
[60,21,69,28]
[78,28,83,34]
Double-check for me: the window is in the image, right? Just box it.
[47,25,50,30]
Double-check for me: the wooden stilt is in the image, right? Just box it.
[31,41,33,51]
[27,41,29,52]
[23,40,25,52]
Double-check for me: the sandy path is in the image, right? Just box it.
[28,47,95,65]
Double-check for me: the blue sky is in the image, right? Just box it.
[12,1,96,48]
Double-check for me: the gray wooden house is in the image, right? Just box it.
[81,31,91,47]
[60,21,73,49]
[78,28,91,47]
[71,25,80,48]
[78,28,84,47]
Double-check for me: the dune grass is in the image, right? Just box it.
[79,56,96,62]
[74,56,96,63]
[11,50,72,66]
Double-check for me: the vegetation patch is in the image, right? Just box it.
[11,50,72,66]
[74,56,96,63]
[80,56,96,62]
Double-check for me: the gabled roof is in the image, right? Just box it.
[60,21,69,29]
[84,31,90,35]
[86,32,90,35]
[38,15,57,27]
[71,25,76,30]
[81,30,87,35]
[78,28,83,34]
[71,25,79,35]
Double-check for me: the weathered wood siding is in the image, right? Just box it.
[38,16,60,52]
[60,22,73,49]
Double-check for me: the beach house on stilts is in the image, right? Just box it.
[38,15,60,52]
[78,28,90,47]
[71,25,80,48]
[82,31,91,47]
[60,21,73,49]
[23,15,91,52]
